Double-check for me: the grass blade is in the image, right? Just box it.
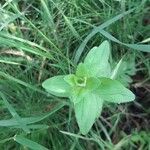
[14,135,48,150]
[0,32,49,53]
[74,9,134,63]
[0,59,20,65]
[60,130,94,141]
[0,92,30,133]
[0,71,47,95]
[0,102,65,126]
[0,36,54,60]
[99,30,150,52]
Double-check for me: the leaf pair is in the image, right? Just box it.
[42,41,135,134]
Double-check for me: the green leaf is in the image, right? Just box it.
[76,63,90,77]
[74,93,103,135]
[64,74,76,86]
[14,135,48,150]
[111,57,124,80]
[42,75,70,97]
[86,77,101,90]
[97,78,135,103]
[70,86,87,104]
[84,41,111,77]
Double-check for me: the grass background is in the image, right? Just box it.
[0,0,150,149]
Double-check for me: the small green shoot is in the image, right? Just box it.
[42,41,135,135]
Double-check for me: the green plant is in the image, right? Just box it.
[114,55,136,87]
[0,0,149,149]
[42,41,135,135]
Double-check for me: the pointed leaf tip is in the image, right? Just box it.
[74,93,103,135]
[97,78,135,103]
[84,40,111,77]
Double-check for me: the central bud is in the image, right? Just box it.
[75,77,87,87]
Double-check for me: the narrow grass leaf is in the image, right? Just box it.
[14,135,48,150]
[0,59,20,65]
[0,32,49,53]
[74,9,134,63]
[63,15,80,39]
[40,0,58,43]
[8,2,60,52]
[0,102,65,126]
[40,0,55,29]
[0,13,21,31]
[14,124,49,130]
[0,92,30,133]
[49,0,80,38]
[99,30,150,52]
[0,36,54,60]
[0,71,47,95]
[60,131,94,141]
